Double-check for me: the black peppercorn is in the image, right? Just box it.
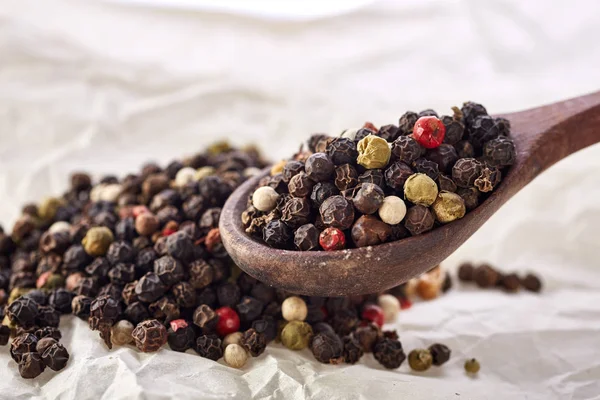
[236,296,264,324]
[63,245,92,274]
[413,158,440,181]
[188,259,214,290]
[353,183,384,215]
[195,334,223,360]
[521,273,542,293]
[35,326,62,341]
[241,328,267,357]
[18,352,46,379]
[108,263,136,285]
[308,134,330,153]
[438,174,457,193]
[354,128,376,143]
[468,115,500,150]
[10,333,38,363]
[287,172,314,198]
[293,224,321,251]
[98,283,124,300]
[457,187,480,211]
[441,115,465,145]
[500,273,520,292]
[36,337,58,355]
[39,231,71,255]
[132,319,168,352]
[473,264,499,288]
[7,297,39,328]
[319,195,354,230]
[334,164,358,191]
[121,281,138,305]
[398,111,419,136]
[483,136,516,167]
[115,218,137,242]
[135,272,166,303]
[89,295,122,349]
[311,332,343,364]
[153,256,185,288]
[72,295,92,320]
[125,301,150,325]
[48,289,74,314]
[0,325,10,345]
[282,161,304,183]
[305,153,334,182]
[351,215,392,248]
[263,219,292,248]
[193,304,218,331]
[281,197,312,229]
[74,277,99,297]
[378,124,401,142]
[217,282,241,308]
[36,305,60,328]
[384,162,414,191]
[425,144,458,174]
[391,136,424,165]
[330,308,358,336]
[452,158,483,188]
[148,296,180,324]
[474,166,502,193]
[461,101,488,127]
[164,231,194,263]
[85,257,111,282]
[373,337,406,369]
[310,182,339,208]
[41,342,70,371]
[404,206,435,236]
[428,343,451,366]
[250,283,276,305]
[106,241,136,266]
[251,317,277,342]
[327,137,358,165]
[171,281,196,308]
[343,335,364,364]
[167,322,196,352]
[454,140,475,159]
[357,169,385,188]
[457,262,475,281]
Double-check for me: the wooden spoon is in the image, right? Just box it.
[220,91,600,296]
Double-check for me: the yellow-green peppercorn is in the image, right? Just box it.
[270,160,287,176]
[207,140,231,155]
[464,358,480,374]
[404,173,438,206]
[2,315,16,331]
[43,274,66,290]
[431,191,466,223]
[357,135,391,169]
[195,166,216,181]
[82,226,114,256]
[408,349,433,371]
[38,197,65,221]
[281,321,313,350]
[8,287,32,305]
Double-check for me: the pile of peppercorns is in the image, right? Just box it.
[1,141,458,379]
[243,102,517,250]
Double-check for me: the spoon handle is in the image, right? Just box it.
[506,90,600,183]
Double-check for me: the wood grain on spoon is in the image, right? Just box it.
[220,91,600,296]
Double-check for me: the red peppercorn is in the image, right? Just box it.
[361,304,385,327]
[399,298,412,310]
[413,117,445,149]
[319,227,346,251]
[169,319,188,332]
[162,228,177,237]
[362,121,379,133]
[133,205,150,218]
[215,306,240,336]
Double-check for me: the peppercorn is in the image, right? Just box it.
[374,196,406,226]
[327,137,359,165]
[82,227,114,256]
[124,302,149,325]
[454,140,475,159]
[319,195,354,230]
[217,282,241,308]
[279,296,307,322]
[309,182,339,209]
[384,161,414,191]
[106,241,136,266]
[36,306,60,328]
[305,153,334,182]
[521,273,542,293]
[408,348,433,371]
[461,101,488,126]
[241,328,267,357]
[193,304,218,332]
[18,352,46,379]
[111,320,134,346]
[391,135,423,165]
[72,295,92,320]
[134,212,159,237]
[426,343,451,366]
[215,306,241,336]
[135,272,166,303]
[167,321,196,352]
[404,205,434,236]
[457,262,475,281]
[311,332,344,364]
[473,264,499,288]
[280,197,311,229]
[148,296,180,324]
[377,294,400,323]
[48,288,74,314]
[452,158,483,188]
[474,166,502,193]
[36,337,57,355]
[351,215,391,248]
[10,333,38,363]
[236,296,263,325]
[108,263,136,285]
[352,183,384,215]
[468,115,500,150]
[223,343,248,368]
[319,227,346,251]
[153,256,185,288]
[484,136,516,167]
[372,337,406,369]
[293,224,320,251]
[281,320,313,350]
[404,174,438,208]
[397,111,418,136]
[497,273,519,292]
[131,319,167,352]
[223,331,244,349]
[361,304,385,327]
[0,325,11,345]
[7,297,39,328]
[262,220,292,248]
[357,135,391,169]
[195,335,223,360]
[464,358,480,374]
[74,276,99,297]
[431,191,466,224]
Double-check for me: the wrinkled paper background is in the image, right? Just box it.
[1,1,600,399]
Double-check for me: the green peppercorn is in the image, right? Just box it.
[431,191,466,223]
[464,358,480,374]
[357,135,391,169]
[43,274,66,290]
[82,226,114,256]
[38,197,65,221]
[281,320,313,350]
[404,173,438,206]
[408,348,433,371]
[195,166,216,181]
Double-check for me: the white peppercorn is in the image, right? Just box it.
[195,166,216,181]
[49,221,71,234]
[281,296,308,322]
[111,320,135,346]
[223,331,244,349]
[100,184,123,203]
[378,196,407,225]
[243,167,262,178]
[252,186,280,212]
[175,167,196,187]
[223,343,248,369]
[378,294,400,323]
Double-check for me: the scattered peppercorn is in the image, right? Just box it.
[132,319,167,352]
[408,348,433,371]
[428,343,451,366]
[521,273,543,293]
[311,332,344,364]
[464,358,480,374]
[373,337,406,369]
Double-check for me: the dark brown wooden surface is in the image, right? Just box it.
[220,91,600,296]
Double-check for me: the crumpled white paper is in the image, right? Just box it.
[1,1,600,399]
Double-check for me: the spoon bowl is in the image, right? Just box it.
[220,91,600,296]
